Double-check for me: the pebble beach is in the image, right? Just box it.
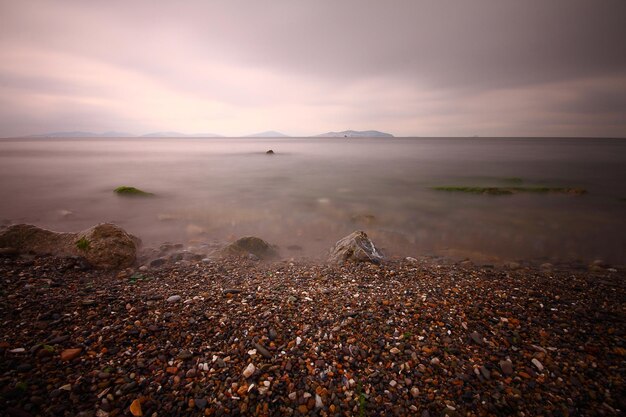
[1,253,624,416]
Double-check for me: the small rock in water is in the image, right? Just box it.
[266,149,275,154]
[390,347,401,354]
[9,348,26,353]
[166,295,181,303]
[532,358,544,372]
[138,265,148,272]
[243,363,256,378]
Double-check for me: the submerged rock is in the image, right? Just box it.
[221,236,278,260]
[328,230,383,264]
[0,223,138,269]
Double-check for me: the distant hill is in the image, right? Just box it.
[141,132,222,138]
[24,131,224,138]
[315,130,394,138]
[27,131,133,138]
[246,131,290,138]
[141,131,186,137]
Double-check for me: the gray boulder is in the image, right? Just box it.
[220,236,278,260]
[328,230,383,263]
[0,223,138,269]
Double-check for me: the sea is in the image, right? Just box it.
[1,137,625,264]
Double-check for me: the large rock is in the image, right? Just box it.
[328,230,383,263]
[0,223,138,269]
[220,236,278,260]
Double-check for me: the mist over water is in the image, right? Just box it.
[0,137,625,264]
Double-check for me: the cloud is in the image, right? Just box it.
[0,0,625,137]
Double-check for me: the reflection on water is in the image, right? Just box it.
[0,137,625,264]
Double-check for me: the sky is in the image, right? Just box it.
[0,0,625,137]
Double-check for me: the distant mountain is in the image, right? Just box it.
[27,131,133,138]
[246,131,290,137]
[141,132,222,137]
[141,131,185,137]
[316,130,394,138]
[187,133,223,138]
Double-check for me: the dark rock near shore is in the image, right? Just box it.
[0,223,138,269]
[266,149,275,154]
[220,236,279,260]
[328,230,383,263]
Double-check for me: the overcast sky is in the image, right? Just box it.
[0,0,625,137]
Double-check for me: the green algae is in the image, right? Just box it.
[431,186,586,196]
[114,186,154,196]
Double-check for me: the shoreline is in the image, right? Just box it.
[1,253,624,416]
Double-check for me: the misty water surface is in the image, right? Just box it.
[0,137,625,264]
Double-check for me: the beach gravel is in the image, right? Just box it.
[0,254,624,416]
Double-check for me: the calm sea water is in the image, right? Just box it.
[0,137,625,264]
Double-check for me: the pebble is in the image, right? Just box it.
[177,350,192,360]
[315,393,323,409]
[479,365,491,379]
[243,363,256,378]
[269,328,278,340]
[532,358,544,372]
[60,348,82,361]
[150,258,167,268]
[166,295,181,303]
[470,331,484,345]
[499,359,514,375]
[253,341,272,359]
[194,398,207,409]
